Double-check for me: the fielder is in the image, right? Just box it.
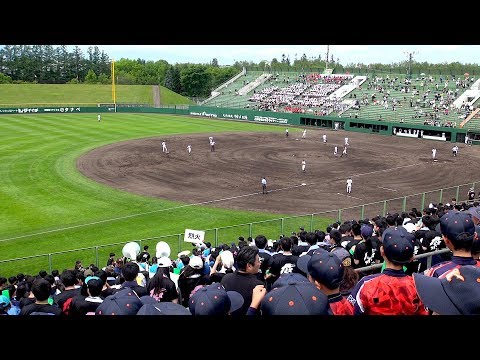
[261,177,267,194]
[452,145,458,157]
[301,159,306,172]
[346,177,353,194]
[334,146,338,156]
[344,137,349,146]
[340,146,347,157]
[187,144,192,155]
[162,141,168,153]
[302,129,307,139]
[97,114,101,122]
[322,134,327,143]
[285,128,289,137]
[432,147,437,160]
[210,139,215,152]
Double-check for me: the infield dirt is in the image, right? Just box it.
[77,128,480,216]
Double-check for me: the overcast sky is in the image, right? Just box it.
[70,45,480,66]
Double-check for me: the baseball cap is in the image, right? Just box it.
[439,210,475,241]
[272,272,309,288]
[413,265,480,315]
[188,283,244,315]
[330,247,352,267]
[360,224,373,238]
[261,281,330,315]
[137,302,192,315]
[95,288,143,315]
[157,256,172,268]
[468,206,480,220]
[381,226,415,264]
[189,256,203,269]
[297,249,344,289]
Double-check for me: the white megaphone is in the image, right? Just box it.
[122,241,141,260]
[156,241,171,259]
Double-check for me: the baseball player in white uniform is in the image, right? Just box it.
[187,144,192,155]
[452,145,458,157]
[162,141,168,153]
[344,137,349,146]
[341,146,347,157]
[334,146,338,156]
[302,129,307,139]
[432,147,437,160]
[346,177,353,194]
[322,134,327,143]
[97,114,101,122]
[261,177,267,194]
[301,160,306,172]
[285,128,289,137]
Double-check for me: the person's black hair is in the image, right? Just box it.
[306,232,317,246]
[121,262,140,282]
[8,276,17,285]
[31,278,52,302]
[254,235,268,249]
[235,246,259,271]
[59,269,77,287]
[279,237,293,251]
[330,230,342,245]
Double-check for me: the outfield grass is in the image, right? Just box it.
[0,113,328,277]
[0,84,194,107]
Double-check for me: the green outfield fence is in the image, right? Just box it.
[0,181,474,276]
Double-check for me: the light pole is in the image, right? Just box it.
[403,50,418,79]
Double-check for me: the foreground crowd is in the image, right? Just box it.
[1,202,480,316]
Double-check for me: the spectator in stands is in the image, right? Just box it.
[116,261,148,296]
[221,246,264,316]
[424,211,478,278]
[414,265,480,315]
[20,278,62,315]
[209,250,235,284]
[348,226,428,315]
[331,247,359,297]
[178,256,209,307]
[53,269,81,315]
[265,237,299,290]
[106,253,116,267]
[254,235,272,283]
[297,249,354,315]
[68,276,105,316]
[146,258,179,303]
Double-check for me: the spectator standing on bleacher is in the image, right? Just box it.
[424,211,479,279]
[348,226,428,315]
[297,249,354,315]
[221,246,263,316]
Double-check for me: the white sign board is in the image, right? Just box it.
[184,229,205,243]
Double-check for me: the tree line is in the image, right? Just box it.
[1,45,479,99]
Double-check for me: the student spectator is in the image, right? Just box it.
[348,226,428,315]
[297,249,354,315]
[414,265,480,315]
[221,246,264,316]
[178,256,209,307]
[188,283,244,315]
[265,237,300,290]
[254,235,272,283]
[116,261,148,297]
[424,211,479,278]
[19,278,62,315]
[146,258,179,303]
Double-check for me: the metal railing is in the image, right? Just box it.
[0,182,475,275]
